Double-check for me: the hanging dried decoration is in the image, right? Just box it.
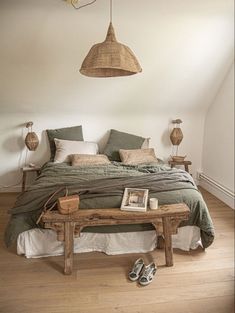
[72,0,142,77]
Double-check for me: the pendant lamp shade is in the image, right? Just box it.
[80,22,142,77]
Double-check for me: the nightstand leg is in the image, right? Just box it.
[185,164,189,172]
[22,172,26,192]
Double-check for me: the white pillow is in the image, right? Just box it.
[54,138,98,163]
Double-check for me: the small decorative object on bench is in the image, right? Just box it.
[121,188,148,212]
[57,195,79,215]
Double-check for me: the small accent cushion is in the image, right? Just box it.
[71,154,111,166]
[103,129,145,161]
[119,148,158,165]
[54,138,98,163]
[46,125,84,161]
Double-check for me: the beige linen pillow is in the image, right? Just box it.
[54,138,98,163]
[119,148,158,165]
[71,154,111,166]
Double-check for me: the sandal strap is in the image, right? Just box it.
[129,259,144,276]
[141,265,156,280]
[131,263,143,275]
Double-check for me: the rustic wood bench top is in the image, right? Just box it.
[43,204,189,222]
[42,203,190,275]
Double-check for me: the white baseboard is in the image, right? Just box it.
[199,174,234,209]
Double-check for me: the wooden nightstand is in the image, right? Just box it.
[21,166,41,192]
[168,160,192,173]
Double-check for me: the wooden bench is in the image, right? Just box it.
[42,203,190,275]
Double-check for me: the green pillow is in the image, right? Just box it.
[103,129,145,161]
[46,125,83,161]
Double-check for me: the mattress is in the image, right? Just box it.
[17,226,201,258]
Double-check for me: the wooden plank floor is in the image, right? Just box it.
[0,188,234,313]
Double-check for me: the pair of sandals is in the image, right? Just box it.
[129,258,157,286]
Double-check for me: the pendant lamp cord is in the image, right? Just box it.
[71,0,97,10]
[71,0,113,23]
[110,0,112,23]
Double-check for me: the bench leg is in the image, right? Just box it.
[162,217,173,266]
[64,221,74,275]
[157,235,165,249]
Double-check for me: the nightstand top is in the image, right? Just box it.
[168,160,192,165]
[22,166,41,172]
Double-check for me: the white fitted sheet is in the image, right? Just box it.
[17,226,201,258]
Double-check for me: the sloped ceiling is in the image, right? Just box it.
[0,0,233,114]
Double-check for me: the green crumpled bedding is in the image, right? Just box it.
[4,162,215,248]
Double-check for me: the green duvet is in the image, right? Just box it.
[5,162,215,248]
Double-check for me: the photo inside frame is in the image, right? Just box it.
[121,188,148,211]
[126,190,146,207]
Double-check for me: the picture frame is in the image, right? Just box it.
[120,188,149,212]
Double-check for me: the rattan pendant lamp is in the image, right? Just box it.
[79,0,142,77]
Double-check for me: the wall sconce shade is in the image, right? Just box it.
[25,122,39,151]
[170,128,183,146]
[80,22,142,77]
[170,119,183,146]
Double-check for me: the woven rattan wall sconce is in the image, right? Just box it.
[71,0,142,77]
[170,119,183,147]
[170,119,186,161]
[25,122,39,151]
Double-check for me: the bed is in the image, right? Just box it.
[4,161,215,258]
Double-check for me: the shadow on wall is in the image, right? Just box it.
[2,134,25,171]
[1,128,51,169]
[0,129,51,189]
[98,130,110,153]
[161,128,171,149]
[0,169,22,187]
[2,122,28,156]
[2,135,25,153]
[161,124,172,162]
[33,130,51,164]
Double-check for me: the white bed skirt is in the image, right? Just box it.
[17,226,201,258]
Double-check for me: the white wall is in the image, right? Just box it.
[201,63,234,207]
[0,0,234,191]
[0,112,205,191]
